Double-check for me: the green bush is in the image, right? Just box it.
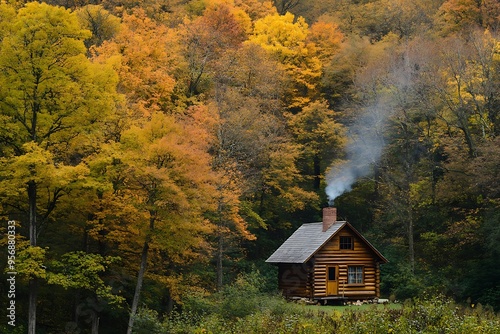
[183,270,268,320]
[136,274,500,333]
[131,307,164,334]
[218,274,263,319]
[0,325,25,334]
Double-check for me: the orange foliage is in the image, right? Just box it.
[93,9,178,116]
[182,3,248,96]
[308,20,344,64]
[437,0,481,34]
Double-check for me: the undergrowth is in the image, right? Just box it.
[132,273,500,334]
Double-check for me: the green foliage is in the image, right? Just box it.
[183,271,268,320]
[0,324,25,334]
[137,294,500,334]
[47,251,124,306]
[16,244,47,279]
[384,263,425,301]
[218,272,266,319]
[131,307,165,334]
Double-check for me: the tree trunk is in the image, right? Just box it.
[313,154,321,190]
[91,315,99,334]
[28,180,37,334]
[127,240,149,334]
[216,232,224,290]
[408,206,415,273]
[28,279,38,334]
[127,214,154,334]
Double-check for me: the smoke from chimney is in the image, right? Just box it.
[325,105,386,204]
[325,50,415,204]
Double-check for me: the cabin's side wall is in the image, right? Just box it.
[313,228,382,299]
[278,263,313,298]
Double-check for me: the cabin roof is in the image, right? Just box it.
[265,221,388,264]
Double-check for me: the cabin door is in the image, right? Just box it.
[327,266,338,296]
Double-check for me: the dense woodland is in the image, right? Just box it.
[0,0,499,332]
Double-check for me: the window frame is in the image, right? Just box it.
[339,236,354,250]
[327,266,336,281]
[347,265,364,285]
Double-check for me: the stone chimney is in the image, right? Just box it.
[322,207,337,232]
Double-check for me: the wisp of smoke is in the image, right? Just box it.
[325,103,388,205]
[325,49,416,205]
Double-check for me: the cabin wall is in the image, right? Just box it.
[313,229,382,299]
[278,263,313,298]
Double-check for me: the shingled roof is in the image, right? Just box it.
[266,222,346,263]
[266,221,388,264]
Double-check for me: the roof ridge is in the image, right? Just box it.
[266,221,387,264]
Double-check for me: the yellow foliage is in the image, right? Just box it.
[93,9,178,116]
[89,111,218,265]
[249,12,309,60]
[0,143,90,200]
[75,5,121,48]
[247,12,322,108]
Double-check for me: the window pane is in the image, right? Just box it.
[348,273,355,283]
[348,266,363,284]
[328,267,336,281]
[340,236,353,250]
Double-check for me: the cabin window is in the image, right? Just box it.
[340,236,353,250]
[328,267,336,281]
[348,266,363,284]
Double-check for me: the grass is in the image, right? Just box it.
[135,296,500,334]
[304,301,403,313]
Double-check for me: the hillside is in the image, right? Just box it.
[0,0,499,332]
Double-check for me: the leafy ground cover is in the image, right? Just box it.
[132,275,500,334]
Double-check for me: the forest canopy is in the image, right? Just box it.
[0,0,499,333]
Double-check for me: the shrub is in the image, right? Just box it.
[139,279,500,333]
[131,307,164,334]
[218,274,264,319]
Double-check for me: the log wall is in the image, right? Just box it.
[278,263,313,298]
[313,227,382,299]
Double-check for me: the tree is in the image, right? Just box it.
[234,0,276,21]
[90,111,217,334]
[0,3,119,333]
[481,0,500,32]
[307,20,344,65]
[75,5,121,50]
[287,99,345,190]
[342,34,438,275]
[182,3,248,97]
[436,0,481,35]
[273,0,301,15]
[46,252,125,333]
[428,31,500,157]
[321,35,372,109]
[93,8,179,115]
[247,12,322,109]
[0,3,15,41]
[208,36,322,260]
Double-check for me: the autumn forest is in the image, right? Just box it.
[1,0,500,333]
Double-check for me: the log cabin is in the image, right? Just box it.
[266,207,388,302]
